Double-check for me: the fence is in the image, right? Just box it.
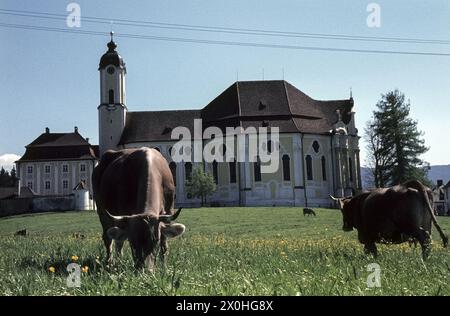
[0,195,86,217]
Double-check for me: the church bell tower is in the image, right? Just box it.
[98,32,127,157]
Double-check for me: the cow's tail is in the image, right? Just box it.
[423,191,448,248]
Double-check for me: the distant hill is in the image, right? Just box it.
[361,165,450,189]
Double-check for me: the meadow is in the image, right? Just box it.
[0,207,448,296]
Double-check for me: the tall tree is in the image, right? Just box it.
[365,90,430,186]
[186,166,216,206]
[9,167,17,186]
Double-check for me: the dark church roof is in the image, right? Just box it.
[119,80,354,144]
[119,110,202,144]
[17,129,98,162]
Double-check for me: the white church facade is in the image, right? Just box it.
[98,35,362,207]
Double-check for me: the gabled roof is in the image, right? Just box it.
[119,80,354,144]
[73,180,88,191]
[17,131,98,162]
[27,132,90,147]
[119,110,202,144]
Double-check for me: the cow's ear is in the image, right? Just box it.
[107,226,128,242]
[161,223,185,239]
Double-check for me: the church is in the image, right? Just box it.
[98,34,362,207]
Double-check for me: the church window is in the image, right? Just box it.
[185,162,192,182]
[220,144,227,158]
[80,164,86,172]
[108,89,114,104]
[306,155,313,180]
[349,157,353,182]
[229,159,237,184]
[312,141,320,153]
[45,181,51,190]
[254,157,261,182]
[267,140,273,154]
[321,156,327,181]
[212,160,218,185]
[62,165,68,173]
[63,180,68,189]
[27,182,33,189]
[169,162,177,186]
[282,155,291,181]
[45,165,51,174]
[27,166,33,174]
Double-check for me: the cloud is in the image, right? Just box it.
[0,154,21,171]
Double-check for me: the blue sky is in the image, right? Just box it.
[1,0,450,169]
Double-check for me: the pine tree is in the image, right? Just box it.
[366,90,430,186]
[0,167,7,186]
[9,167,17,186]
[185,166,216,206]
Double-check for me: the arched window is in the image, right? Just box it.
[321,156,327,181]
[306,155,313,181]
[349,157,353,182]
[185,162,192,182]
[212,160,218,185]
[229,159,237,184]
[108,89,114,104]
[282,155,290,181]
[254,157,261,182]
[312,141,320,153]
[169,162,177,186]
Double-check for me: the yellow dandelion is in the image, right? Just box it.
[71,255,79,261]
[81,266,89,273]
[48,266,55,273]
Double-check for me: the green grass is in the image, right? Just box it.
[0,207,449,296]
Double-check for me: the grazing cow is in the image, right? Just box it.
[330,180,448,260]
[303,207,316,216]
[92,148,186,270]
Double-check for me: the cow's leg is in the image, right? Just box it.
[364,243,378,258]
[159,236,168,264]
[102,230,113,263]
[115,240,124,257]
[412,228,431,260]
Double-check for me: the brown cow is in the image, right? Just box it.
[92,148,185,270]
[330,180,448,260]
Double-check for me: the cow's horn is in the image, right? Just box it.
[329,194,340,201]
[159,207,183,223]
[104,209,130,222]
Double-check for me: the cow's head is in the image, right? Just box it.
[105,208,185,269]
[329,195,355,232]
